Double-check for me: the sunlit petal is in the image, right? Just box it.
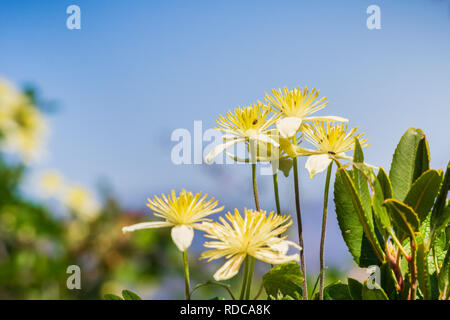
[122,221,173,233]
[205,138,244,163]
[305,154,332,178]
[171,225,194,252]
[276,117,302,138]
[213,253,246,281]
[303,115,348,123]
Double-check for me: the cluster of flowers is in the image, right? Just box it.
[40,171,101,222]
[0,79,47,162]
[122,86,370,298]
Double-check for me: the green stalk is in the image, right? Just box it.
[245,151,260,300]
[252,162,261,211]
[319,162,333,300]
[272,171,281,215]
[245,257,256,299]
[239,257,250,300]
[182,250,190,300]
[292,136,307,300]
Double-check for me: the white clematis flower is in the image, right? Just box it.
[122,190,223,252]
[266,87,348,138]
[200,209,301,281]
[302,121,373,178]
[205,103,279,164]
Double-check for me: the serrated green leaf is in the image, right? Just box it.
[383,199,420,239]
[389,128,428,201]
[418,215,446,275]
[347,278,363,300]
[361,281,389,300]
[334,168,384,266]
[404,169,443,222]
[262,262,303,299]
[122,290,142,300]
[417,241,431,299]
[104,294,123,300]
[438,249,450,299]
[313,282,352,300]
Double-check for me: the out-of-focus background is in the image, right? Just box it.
[0,0,449,299]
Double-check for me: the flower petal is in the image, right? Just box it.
[303,115,348,123]
[213,253,246,281]
[276,117,303,138]
[254,134,280,147]
[171,225,194,251]
[268,238,302,255]
[205,138,244,164]
[268,241,289,255]
[122,221,173,233]
[253,248,299,265]
[305,154,332,178]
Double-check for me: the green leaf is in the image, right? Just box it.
[389,128,428,201]
[121,290,142,300]
[431,227,449,274]
[377,167,393,199]
[438,249,450,299]
[380,263,399,300]
[430,162,450,238]
[104,294,123,300]
[313,282,352,300]
[413,132,430,182]
[417,215,447,275]
[417,241,431,299]
[262,262,303,299]
[361,281,389,300]
[347,278,363,300]
[404,169,443,222]
[334,168,384,267]
[352,139,372,219]
[383,199,420,239]
[372,171,393,234]
[353,138,364,163]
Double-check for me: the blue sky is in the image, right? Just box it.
[1,0,449,272]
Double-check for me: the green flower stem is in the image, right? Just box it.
[251,162,261,211]
[245,256,256,300]
[183,250,191,300]
[239,256,250,299]
[292,136,307,300]
[319,162,333,300]
[272,171,281,215]
[389,231,411,260]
